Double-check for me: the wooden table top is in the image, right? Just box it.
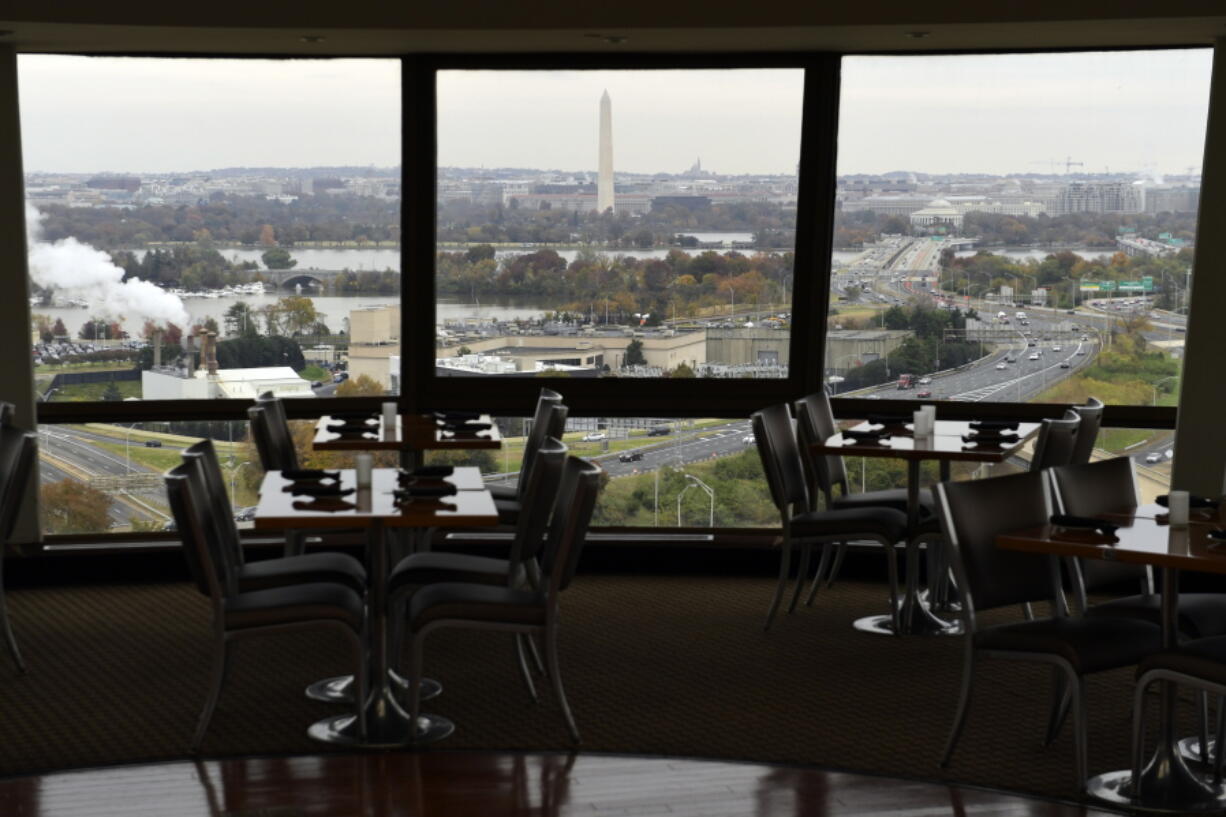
[313,414,502,451]
[997,507,1226,574]
[814,419,1042,463]
[253,468,499,529]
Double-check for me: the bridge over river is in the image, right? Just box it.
[264,268,399,291]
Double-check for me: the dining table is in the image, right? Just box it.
[253,465,500,748]
[313,412,502,469]
[813,417,1041,636]
[997,503,1226,812]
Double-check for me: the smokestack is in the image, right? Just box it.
[152,329,163,369]
[206,331,219,377]
[184,333,196,371]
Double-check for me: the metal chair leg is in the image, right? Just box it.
[804,543,835,606]
[0,586,24,673]
[353,632,368,741]
[1201,690,1212,765]
[764,533,792,631]
[1071,673,1089,794]
[522,632,546,676]
[940,651,976,768]
[545,623,580,744]
[408,636,424,741]
[1043,668,1070,746]
[787,542,812,614]
[884,541,901,633]
[824,542,849,589]
[192,635,230,752]
[514,633,539,703]
[1215,694,1225,785]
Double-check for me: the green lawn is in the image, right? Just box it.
[49,381,141,401]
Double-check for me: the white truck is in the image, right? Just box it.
[1015,310,1027,320]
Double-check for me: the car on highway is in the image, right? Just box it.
[995,362,1007,370]
[1076,349,1086,355]
[1145,452,1162,464]
[1005,355,1017,363]
[916,389,932,398]
[918,376,932,385]
[1027,340,1036,347]
[647,425,671,436]
[1081,335,1088,341]
[618,451,643,463]
[582,432,607,442]
[144,440,162,448]
[742,434,755,444]
[1053,345,1062,352]
[1028,352,1040,360]
[1060,361,1070,368]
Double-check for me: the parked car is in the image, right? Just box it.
[647,425,671,436]
[582,432,607,442]
[618,451,643,463]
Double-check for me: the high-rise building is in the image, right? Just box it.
[597,89,614,213]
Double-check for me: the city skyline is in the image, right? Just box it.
[16,50,1212,177]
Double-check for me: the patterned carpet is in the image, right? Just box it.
[0,571,1182,800]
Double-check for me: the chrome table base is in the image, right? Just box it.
[306,672,441,704]
[309,688,454,748]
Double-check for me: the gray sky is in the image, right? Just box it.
[17,50,1213,177]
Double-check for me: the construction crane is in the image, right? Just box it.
[1062,156,1085,174]
[1029,157,1085,174]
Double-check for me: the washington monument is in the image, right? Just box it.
[597,89,614,213]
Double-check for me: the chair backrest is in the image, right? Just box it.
[509,436,568,570]
[248,398,299,472]
[518,402,568,503]
[1069,397,1104,465]
[540,456,603,595]
[516,389,564,501]
[1030,410,1081,472]
[165,464,224,604]
[0,429,35,544]
[794,391,848,506]
[181,439,245,580]
[1049,455,1147,593]
[751,402,809,516]
[933,470,1058,618]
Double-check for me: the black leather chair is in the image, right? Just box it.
[0,425,35,672]
[752,402,908,630]
[165,462,368,751]
[389,437,569,694]
[488,388,563,505]
[932,469,1163,791]
[1070,397,1105,465]
[794,390,941,604]
[1030,410,1081,471]
[403,456,603,744]
[181,440,366,595]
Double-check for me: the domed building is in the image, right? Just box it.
[909,198,964,230]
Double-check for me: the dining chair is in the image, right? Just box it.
[0,426,35,673]
[180,439,367,594]
[932,469,1163,791]
[165,462,368,751]
[1069,397,1104,465]
[388,437,568,694]
[488,388,563,505]
[752,402,907,630]
[1029,410,1081,471]
[402,456,603,744]
[491,402,568,527]
[794,390,939,604]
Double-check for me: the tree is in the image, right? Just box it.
[336,373,386,396]
[41,479,112,534]
[102,380,122,401]
[276,296,318,335]
[224,301,259,338]
[51,318,68,338]
[624,339,647,367]
[670,363,696,378]
[261,247,297,270]
[259,224,277,246]
[32,313,53,343]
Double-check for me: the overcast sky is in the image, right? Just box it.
[17,49,1213,177]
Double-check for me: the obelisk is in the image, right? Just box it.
[597,90,614,213]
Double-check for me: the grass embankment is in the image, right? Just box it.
[49,382,142,401]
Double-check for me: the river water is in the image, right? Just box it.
[41,242,1105,339]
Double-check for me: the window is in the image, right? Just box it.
[829,49,1210,424]
[434,68,803,380]
[19,56,401,405]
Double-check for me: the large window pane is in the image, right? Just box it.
[20,56,401,402]
[435,69,802,378]
[830,50,1209,410]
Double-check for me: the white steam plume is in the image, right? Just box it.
[25,203,189,330]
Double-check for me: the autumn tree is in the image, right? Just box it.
[336,373,386,397]
[41,479,112,534]
[259,224,277,246]
[276,296,319,336]
[52,317,68,338]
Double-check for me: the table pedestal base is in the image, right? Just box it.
[306,672,441,704]
[852,611,961,636]
[308,687,455,748]
[1090,738,1226,813]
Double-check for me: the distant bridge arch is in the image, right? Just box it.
[262,268,400,291]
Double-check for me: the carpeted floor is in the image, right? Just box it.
[0,573,1184,800]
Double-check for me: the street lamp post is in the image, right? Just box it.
[677,474,715,527]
